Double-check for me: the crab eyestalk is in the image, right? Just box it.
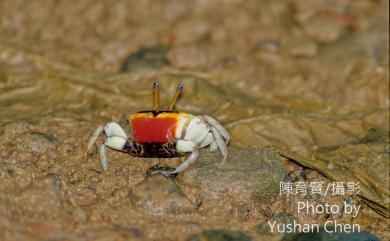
[153,81,160,111]
[169,83,183,111]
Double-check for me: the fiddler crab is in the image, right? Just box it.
[87,81,230,178]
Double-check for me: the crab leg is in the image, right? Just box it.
[168,83,183,111]
[209,140,218,151]
[203,115,230,144]
[146,140,198,177]
[90,122,128,171]
[99,136,127,171]
[171,139,199,173]
[87,125,104,151]
[151,149,199,177]
[99,144,108,171]
[153,81,160,111]
[173,149,199,173]
[199,132,213,148]
[210,126,228,167]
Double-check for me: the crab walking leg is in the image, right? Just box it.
[146,140,198,177]
[166,140,198,174]
[87,122,127,151]
[209,140,218,151]
[99,144,108,171]
[98,122,128,171]
[172,149,199,173]
[203,115,230,144]
[199,132,213,148]
[99,136,127,171]
[87,125,104,151]
[210,126,228,167]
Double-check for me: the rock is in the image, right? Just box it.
[17,174,63,216]
[69,207,88,223]
[167,45,208,70]
[284,28,318,58]
[171,19,210,45]
[290,0,352,44]
[129,175,196,214]
[281,228,380,241]
[26,131,58,153]
[299,16,346,44]
[178,147,286,205]
[275,128,390,217]
[187,230,253,241]
[231,205,250,220]
[86,227,144,241]
[120,46,170,72]
[254,213,292,241]
[1,122,31,140]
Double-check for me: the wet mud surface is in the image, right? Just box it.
[0,0,389,240]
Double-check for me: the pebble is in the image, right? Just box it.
[129,175,196,214]
[120,46,170,72]
[178,147,286,205]
[26,131,58,153]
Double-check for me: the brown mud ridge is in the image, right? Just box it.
[0,0,388,240]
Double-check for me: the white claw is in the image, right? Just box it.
[104,122,128,139]
[105,136,127,151]
[87,125,104,151]
[88,122,128,172]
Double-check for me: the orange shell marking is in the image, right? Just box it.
[129,112,179,144]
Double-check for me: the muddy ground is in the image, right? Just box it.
[0,0,389,241]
